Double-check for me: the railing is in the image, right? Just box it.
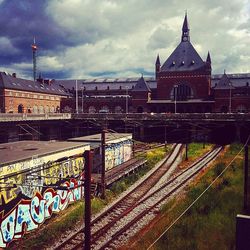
[73,112,250,121]
[0,113,72,122]
[0,112,250,122]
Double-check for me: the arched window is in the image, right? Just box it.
[137,106,143,113]
[221,106,228,113]
[50,106,55,113]
[33,105,38,114]
[39,106,44,114]
[18,104,24,113]
[45,105,50,113]
[236,105,246,113]
[170,84,194,101]
[114,106,122,113]
[88,106,96,113]
[100,106,109,112]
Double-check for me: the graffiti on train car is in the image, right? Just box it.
[0,179,83,248]
[105,139,132,171]
[0,157,84,207]
[0,155,85,247]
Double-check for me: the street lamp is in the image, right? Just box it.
[174,85,178,114]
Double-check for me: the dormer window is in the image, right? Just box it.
[191,60,195,64]
[172,61,175,65]
[181,61,185,65]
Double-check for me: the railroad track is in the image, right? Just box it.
[95,146,222,250]
[53,145,222,250]
[53,143,182,250]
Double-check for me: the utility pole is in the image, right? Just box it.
[101,130,106,199]
[126,86,129,114]
[174,85,178,114]
[83,149,93,250]
[164,125,167,149]
[82,88,84,113]
[244,144,249,214]
[75,80,78,114]
[185,143,188,161]
[229,82,232,113]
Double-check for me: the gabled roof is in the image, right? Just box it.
[0,72,68,96]
[132,76,151,92]
[161,41,206,72]
[213,72,235,89]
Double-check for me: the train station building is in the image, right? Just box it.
[0,14,249,114]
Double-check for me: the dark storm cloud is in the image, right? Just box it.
[0,0,77,66]
[0,0,249,79]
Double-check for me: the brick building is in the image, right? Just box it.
[0,72,68,113]
[1,14,249,114]
[56,14,249,114]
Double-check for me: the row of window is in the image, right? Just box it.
[12,104,60,113]
[7,91,60,101]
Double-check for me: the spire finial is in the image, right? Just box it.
[206,51,211,64]
[182,11,190,42]
[224,69,226,74]
[156,54,160,65]
[141,72,144,78]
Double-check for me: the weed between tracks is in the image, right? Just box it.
[110,146,169,195]
[125,144,245,250]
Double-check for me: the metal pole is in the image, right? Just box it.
[84,149,93,250]
[82,88,83,113]
[185,143,188,161]
[126,87,128,114]
[76,80,78,114]
[244,145,249,214]
[174,85,178,114]
[101,130,106,199]
[164,125,167,148]
[229,83,232,113]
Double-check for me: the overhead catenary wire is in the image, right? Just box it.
[147,134,250,250]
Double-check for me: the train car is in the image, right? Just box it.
[0,140,90,248]
[67,132,133,173]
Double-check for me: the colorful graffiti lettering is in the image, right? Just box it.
[105,140,132,170]
[0,179,83,248]
[0,157,84,206]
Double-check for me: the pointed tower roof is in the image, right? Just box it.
[132,76,151,92]
[214,71,234,89]
[206,51,211,64]
[161,13,206,72]
[182,12,190,42]
[155,54,161,65]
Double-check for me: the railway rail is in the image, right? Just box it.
[53,144,182,250]
[53,145,221,250]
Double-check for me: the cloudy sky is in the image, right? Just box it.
[0,0,249,80]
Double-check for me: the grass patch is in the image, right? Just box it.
[129,144,244,250]
[186,143,213,160]
[110,146,170,195]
